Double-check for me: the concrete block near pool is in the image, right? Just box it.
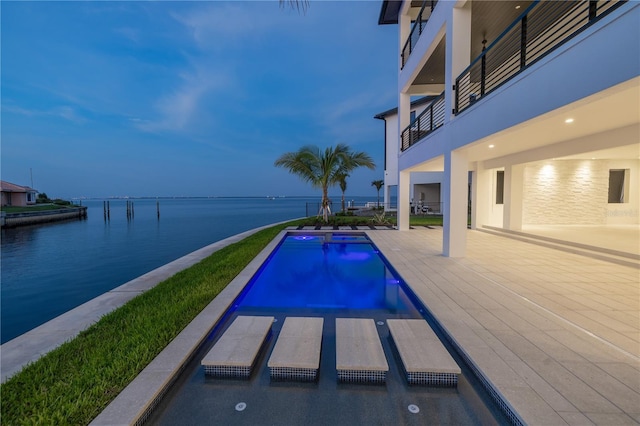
[201,315,274,378]
[268,316,324,382]
[336,318,388,384]
[387,319,461,386]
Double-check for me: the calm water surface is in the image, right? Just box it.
[1,197,354,343]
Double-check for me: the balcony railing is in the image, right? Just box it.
[401,0,438,69]
[400,93,445,151]
[454,0,626,115]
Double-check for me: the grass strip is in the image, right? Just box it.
[0,220,302,425]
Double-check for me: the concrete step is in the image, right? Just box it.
[387,319,460,386]
[201,315,274,378]
[336,318,388,384]
[268,317,324,382]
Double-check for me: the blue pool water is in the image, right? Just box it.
[237,233,414,311]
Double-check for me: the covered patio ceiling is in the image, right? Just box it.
[405,77,640,172]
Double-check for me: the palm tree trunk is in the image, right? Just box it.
[322,186,330,222]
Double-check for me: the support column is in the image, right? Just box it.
[472,161,492,230]
[443,150,468,257]
[445,2,472,119]
[383,184,390,211]
[397,170,411,231]
[503,164,524,231]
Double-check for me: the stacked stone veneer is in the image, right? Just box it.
[523,160,609,225]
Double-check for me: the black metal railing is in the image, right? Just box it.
[400,92,445,151]
[454,0,626,115]
[411,201,443,215]
[401,0,439,68]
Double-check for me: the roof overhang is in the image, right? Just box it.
[378,0,402,25]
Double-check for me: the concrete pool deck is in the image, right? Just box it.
[3,225,638,424]
[368,228,639,425]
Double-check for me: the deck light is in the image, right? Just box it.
[565,118,574,124]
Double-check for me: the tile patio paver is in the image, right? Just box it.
[367,228,640,425]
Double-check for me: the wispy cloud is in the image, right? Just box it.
[171,3,291,49]
[135,66,232,133]
[2,104,87,124]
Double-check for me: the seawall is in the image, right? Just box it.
[0,206,88,228]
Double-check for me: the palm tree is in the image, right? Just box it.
[274,144,375,222]
[372,179,384,209]
[338,173,348,213]
[279,0,309,13]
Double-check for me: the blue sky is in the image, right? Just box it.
[1,1,398,198]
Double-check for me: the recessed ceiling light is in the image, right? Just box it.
[565,118,574,124]
[489,144,495,148]
[515,5,521,9]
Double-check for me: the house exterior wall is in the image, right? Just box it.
[379,100,444,210]
[1,192,28,207]
[386,0,639,256]
[522,159,640,226]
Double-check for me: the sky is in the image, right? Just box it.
[1,1,399,199]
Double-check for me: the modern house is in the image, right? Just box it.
[1,180,38,207]
[378,0,639,257]
[375,96,445,214]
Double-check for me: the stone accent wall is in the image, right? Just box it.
[523,160,608,225]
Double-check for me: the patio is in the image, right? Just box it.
[368,226,639,425]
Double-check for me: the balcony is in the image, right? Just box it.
[400,93,445,151]
[401,0,439,69]
[454,0,626,115]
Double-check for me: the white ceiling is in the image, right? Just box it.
[407,77,640,172]
[462,77,640,163]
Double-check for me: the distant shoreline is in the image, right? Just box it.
[71,195,373,200]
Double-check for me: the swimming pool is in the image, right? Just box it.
[148,231,509,425]
[235,233,415,311]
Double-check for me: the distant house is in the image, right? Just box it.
[1,181,38,207]
[375,96,445,214]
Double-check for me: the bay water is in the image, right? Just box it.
[0,196,375,344]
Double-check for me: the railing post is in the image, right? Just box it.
[520,15,528,69]
[429,105,434,131]
[454,78,459,115]
[480,54,486,96]
[588,0,598,20]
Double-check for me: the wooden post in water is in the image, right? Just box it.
[103,201,106,221]
[131,201,134,218]
[157,201,160,219]
[107,201,110,220]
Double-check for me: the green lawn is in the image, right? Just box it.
[297,214,443,227]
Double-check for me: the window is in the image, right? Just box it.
[496,171,504,204]
[410,111,416,124]
[608,169,628,203]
